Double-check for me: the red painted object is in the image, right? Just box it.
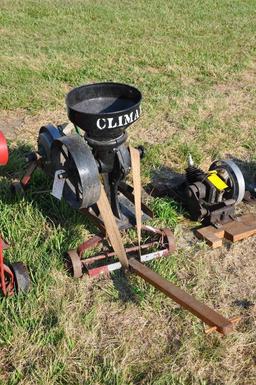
[0,131,8,166]
[0,132,13,296]
[0,134,30,296]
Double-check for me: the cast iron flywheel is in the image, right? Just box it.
[51,134,100,209]
[209,159,245,204]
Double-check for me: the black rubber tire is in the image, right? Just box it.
[11,262,30,293]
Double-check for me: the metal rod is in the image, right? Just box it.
[128,258,234,335]
[21,160,39,186]
[82,240,165,265]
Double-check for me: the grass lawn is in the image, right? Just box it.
[0,0,256,384]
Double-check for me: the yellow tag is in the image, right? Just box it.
[207,171,228,191]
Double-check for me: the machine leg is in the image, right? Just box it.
[12,158,40,194]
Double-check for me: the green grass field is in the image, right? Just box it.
[0,1,256,384]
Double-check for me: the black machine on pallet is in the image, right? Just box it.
[167,155,245,226]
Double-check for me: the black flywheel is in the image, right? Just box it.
[51,134,100,209]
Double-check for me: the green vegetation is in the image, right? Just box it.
[150,197,182,229]
[0,1,256,384]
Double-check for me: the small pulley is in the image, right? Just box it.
[209,159,245,204]
[37,124,62,175]
[51,134,100,209]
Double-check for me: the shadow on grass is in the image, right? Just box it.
[145,165,189,218]
[147,165,185,197]
[111,270,139,303]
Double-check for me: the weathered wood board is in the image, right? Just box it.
[195,214,256,248]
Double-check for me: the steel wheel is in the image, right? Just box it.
[66,250,83,278]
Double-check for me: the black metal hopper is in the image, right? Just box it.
[66,82,142,141]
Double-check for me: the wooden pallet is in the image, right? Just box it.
[195,214,256,248]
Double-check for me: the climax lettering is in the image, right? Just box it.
[96,107,141,130]
[123,112,133,126]
[96,118,107,130]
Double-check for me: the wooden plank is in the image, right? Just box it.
[195,226,224,248]
[130,146,142,249]
[237,213,256,223]
[195,214,256,248]
[224,221,256,242]
[97,184,129,268]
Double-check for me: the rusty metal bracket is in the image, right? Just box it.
[66,226,239,335]
[66,225,175,278]
[11,153,42,194]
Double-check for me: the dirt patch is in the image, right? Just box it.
[130,113,183,144]
[198,62,256,158]
[204,62,256,112]
[17,110,68,145]
[132,62,256,158]
[0,109,68,145]
[0,109,25,140]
